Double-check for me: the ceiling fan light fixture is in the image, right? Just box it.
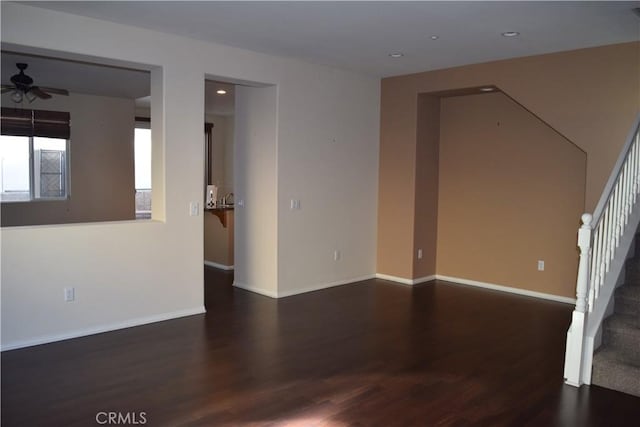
[25,91,37,103]
[11,91,23,103]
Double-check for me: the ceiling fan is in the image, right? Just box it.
[1,63,69,103]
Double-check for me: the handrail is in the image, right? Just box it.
[564,114,640,387]
[592,113,640,223]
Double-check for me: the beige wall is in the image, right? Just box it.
[206,114,234,197]
[378,42,639,288]
[1,92,136,226]
[437,92,586,297]
[204,210,234,267]
[204,114,235,267]
[2,3,380,348]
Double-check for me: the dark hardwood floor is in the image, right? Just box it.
[2,267,640,426]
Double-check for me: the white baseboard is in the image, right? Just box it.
[1,306,206,352]
[204,260,234,270]
[234,275,376,299]
[435,275,576,305]
[277,274,376,298]
[375,273,575,304]
[233,281,278,298]
[375,273,436,285]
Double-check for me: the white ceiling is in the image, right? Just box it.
[205,80,235,117]
[27,1,640,77]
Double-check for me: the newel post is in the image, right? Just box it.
[564,213,592,387]
[575,213,593,313]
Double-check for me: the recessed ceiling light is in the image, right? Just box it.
[480,87,495,92]
[388,52,404,58]
[430,35,439,40]
[216,89,227,95]
[501,31,520,37]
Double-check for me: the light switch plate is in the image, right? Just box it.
[190,202,199,216]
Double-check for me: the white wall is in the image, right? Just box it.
[0,2,380,349]
[277,67,380,296]
[234,86,279,297]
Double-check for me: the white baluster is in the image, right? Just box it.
[615,181,622,248]
[589,225,600,308]
[595,220,605,291]
[605,201,613,273]
[623,160,630,225]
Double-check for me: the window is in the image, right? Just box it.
[0,108,70,202]
[134,118,152,219]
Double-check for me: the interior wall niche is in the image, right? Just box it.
[433,90,586,297]
[0,49,151,226]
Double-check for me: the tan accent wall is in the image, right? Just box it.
[377,85,418,277]
[413,95,440,278]
[378,42,639,285]
[1,93,136,226]
[437,92,586,297]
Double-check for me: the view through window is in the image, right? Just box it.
[134,126,151,219]
[0,135,67,202]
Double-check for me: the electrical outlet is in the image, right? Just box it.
[64,287,75,302]
[291,199,300,211]
[418,249,423,259]
[334,250,341,261]
[537,260,545,271]
[290,199,301,210]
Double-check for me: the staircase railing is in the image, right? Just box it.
[564,114,640,386]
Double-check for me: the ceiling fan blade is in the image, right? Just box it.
[39,86,69,96]
[30,87,52,100]
[1,87,14,94]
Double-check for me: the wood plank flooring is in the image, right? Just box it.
[2,266,640,426]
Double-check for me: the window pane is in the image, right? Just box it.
[0,135,30,202]
[34,137,67,199]
[134,128,152,219]
[134,128,151,189]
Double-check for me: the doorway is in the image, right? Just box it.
[203,80,236,307]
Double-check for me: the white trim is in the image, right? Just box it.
[204,260,234,270]
[413,275,437,284]
[435,275,576,304]
[234,275,377,298]
[375,273,575,304]
[277,274,376,298]
[375,273,436,285]
[0,306,206,352]
[233,281,278,298]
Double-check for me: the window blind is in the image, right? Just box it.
[1,108,70,139]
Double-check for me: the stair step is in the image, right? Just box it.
[624,262,640,286]
[592,347,640,397]
[615,285,640,322]
[603,314,640,364]
[624,259,640,286]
